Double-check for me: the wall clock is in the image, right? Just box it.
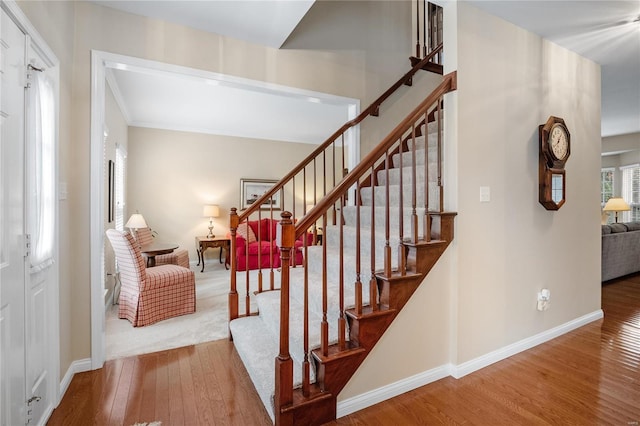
[539,116,570,210]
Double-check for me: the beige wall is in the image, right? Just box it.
[126,127,324,261]
[17,0,414,377]
[602,131,640,156]
[453,2,601,363]
[601,132,640,198]
[341,0,602,400]
[18,0,604,410]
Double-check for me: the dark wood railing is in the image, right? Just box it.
[274,71,457,423]
[412,1,443,69]
[228,44,444,322]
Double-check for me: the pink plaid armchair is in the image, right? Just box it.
[106,229,196,327]
[133,227,190,268]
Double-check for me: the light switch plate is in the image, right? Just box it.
[480,186,490,202]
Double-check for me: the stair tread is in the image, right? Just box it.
[229,315,279,422]
[228,84,454,423]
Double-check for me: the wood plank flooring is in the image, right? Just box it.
[48,273,640,425]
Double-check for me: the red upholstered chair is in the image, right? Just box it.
[106,229,196,327]
[133,227,190,268]
[234,218,313,271]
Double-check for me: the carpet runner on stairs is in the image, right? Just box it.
[229,119,442,422]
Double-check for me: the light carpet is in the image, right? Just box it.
[106,261,263,360]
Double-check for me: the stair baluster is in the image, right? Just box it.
[228,58,455,425]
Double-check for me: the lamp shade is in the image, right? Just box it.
[203,205,220,218]
[125,213,148,229]
[603,197,630,212]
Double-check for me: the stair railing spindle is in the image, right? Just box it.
[355,180,363,315]
[424,111,431,242]
[245,218,251,314]
[410,124,419,243]
[321,212,329,356]
[437,96,443,212]
[370,164,378,311]
[229,208,239,323]
[331,142,335,225]
[398,136,407,275]
[302,236,310,396]
[341,134,346,208]
[422,0,427,58]
[415,0,420,58]
[338,196,346,350]
[384,150,392,277]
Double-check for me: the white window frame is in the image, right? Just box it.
[114,144,126,231]
[620,163,640,223]
[600,167,614,206]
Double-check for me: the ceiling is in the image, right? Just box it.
[105,65,354,144]
[91,0,640,143]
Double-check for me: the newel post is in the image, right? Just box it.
[229,208,239,324]
[275,211,294,425]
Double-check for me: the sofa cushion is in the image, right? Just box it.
[625,221,640,231]
[237,222,257,243]
[601,225,612,235]
[247,240,278,256]
[256,218,278,241]
[609,223,627,233]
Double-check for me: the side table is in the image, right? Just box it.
[196,236,230,272]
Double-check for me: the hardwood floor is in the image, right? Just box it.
[48,273,640,425]
[47,340,272,425]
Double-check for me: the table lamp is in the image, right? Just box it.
[125,213,147,230]
[603,197,630,223]
[203,205,220,238]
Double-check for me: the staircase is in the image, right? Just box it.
[228,6,455,421]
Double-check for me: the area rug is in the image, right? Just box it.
[106,262,261,359]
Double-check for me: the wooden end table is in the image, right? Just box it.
[196,236,230,272]
[140,242,178,268]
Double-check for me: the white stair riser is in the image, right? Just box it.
[360,183,440,208]
[392,147,440,168]
[377,165,437,186]
[336,208,429,238]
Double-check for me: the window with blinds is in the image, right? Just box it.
[601,168,614,205]
[621,164,640,222]
[114,145,126,231]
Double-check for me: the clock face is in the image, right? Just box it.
[549,123,569,160]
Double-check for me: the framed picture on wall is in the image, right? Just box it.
[240,178,282,210]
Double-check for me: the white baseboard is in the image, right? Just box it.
[336,309,603,418]
[450,309,603,378]
[337,365,450,418]
[59,358,92,403]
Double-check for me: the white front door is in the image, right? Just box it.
[1,7,27,425]
[1,6,57,425]
[24,36,57,425]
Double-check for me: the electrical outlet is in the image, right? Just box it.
[537,288,550,311]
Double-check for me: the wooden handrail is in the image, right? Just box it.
[234,43,444,224]
[296,71,457,236]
